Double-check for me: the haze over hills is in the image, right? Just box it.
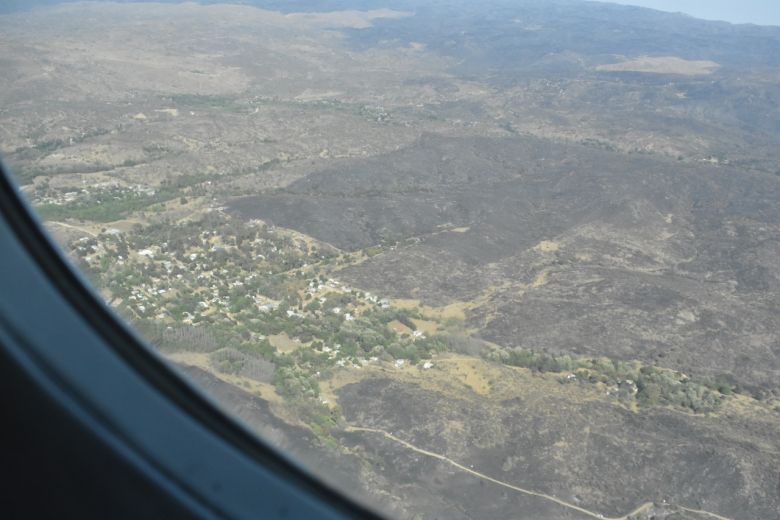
[1,1,779,519]
[596,0,780,27]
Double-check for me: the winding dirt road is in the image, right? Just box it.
[344,425,732,520]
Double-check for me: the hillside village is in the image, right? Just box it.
[63,208,448,402]
[49,204,738,417]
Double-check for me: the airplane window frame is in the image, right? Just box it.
[0,159,381,519]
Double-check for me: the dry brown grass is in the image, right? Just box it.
[597,56,719,75]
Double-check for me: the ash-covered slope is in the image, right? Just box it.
[231,133,780,392]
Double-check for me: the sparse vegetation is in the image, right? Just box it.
[35,174,218,222]
[486,346,733,413]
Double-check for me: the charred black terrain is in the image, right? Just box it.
[231,133,780,392]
